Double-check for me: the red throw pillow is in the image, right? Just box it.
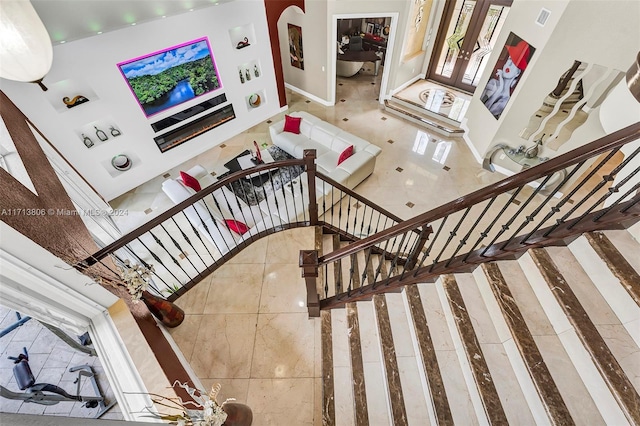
[180,171,201,192]
[225,219,249,235]
[283,115,302,134]
[337,145,354,165]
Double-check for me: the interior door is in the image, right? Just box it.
[427,0,512,93]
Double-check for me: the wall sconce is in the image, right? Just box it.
[0,0,53,91]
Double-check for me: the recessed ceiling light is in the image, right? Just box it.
[189,8,194,11]
[97,31,103,34]
[131,23,136,26]
[59,40,66,44]
[162,15,166,18]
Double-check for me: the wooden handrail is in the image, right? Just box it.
[83,156,307,265]
[315,171,408,225]
[318,121,640,265]
[319,196,640,309]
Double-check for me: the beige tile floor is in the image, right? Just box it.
[168,227,321,426]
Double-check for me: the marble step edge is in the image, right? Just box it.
[345,303,369,426]
[403,284,454,425]
[519,249,634,425]
[567,235,640,348]
[474,263,574,425]
[389,95,464,129]
[383,100,464,137]
[584,231,640,307]
[372,294,409,426]
[438,274,508,425]
[321,310,336,426]
[330,308,356,424]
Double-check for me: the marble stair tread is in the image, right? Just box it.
[567,236,640,345]
[586,231,640,306]
[602,229,640,279]
[321,310,336,426]
[454,272,536,425]
[418,282,478,425]
[494,259,604,425]
[438,274,509,424]
[345,303,369,426]
[404,285,453,425]
[372,294,409,426]
[476,263,574,425]
[544,246,640,393]
[356,301,393,425]
[331,308,356,426]
[525,248,640,424]
[385,292,431,425]
[383,99,464,137]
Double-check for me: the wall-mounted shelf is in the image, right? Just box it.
[237,60,261,84]
[46,78,98,113]
[245,90,265,111]
[75,117,122,149]
[229,23,256,50]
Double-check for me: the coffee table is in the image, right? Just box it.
[223,149,275,186]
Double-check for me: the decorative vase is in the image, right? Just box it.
[140,290,185,328]
[222,402,253,426]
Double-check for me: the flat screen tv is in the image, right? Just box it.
[117,37,222,117]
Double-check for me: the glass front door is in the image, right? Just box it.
[428,0,512,93]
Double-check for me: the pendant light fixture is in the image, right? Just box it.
[0,0,53,91]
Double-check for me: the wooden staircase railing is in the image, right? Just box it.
[304,122,640,313]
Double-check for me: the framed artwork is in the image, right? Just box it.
[480,32,536,119]
[117,37,222,117]
[288,24,304,70]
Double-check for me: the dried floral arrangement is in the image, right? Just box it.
[143,381,233,426]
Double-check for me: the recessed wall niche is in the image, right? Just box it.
[237,61,262,84]
[75,117,122,149]
[46,78,98,113]
[245,90,266,111]
[229,23,256,50]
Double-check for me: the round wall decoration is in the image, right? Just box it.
[248,93,261,108]
[111,154,132,171]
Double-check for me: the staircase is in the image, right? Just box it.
[319,227,640,425]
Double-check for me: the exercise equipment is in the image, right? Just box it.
[0,347,115,418]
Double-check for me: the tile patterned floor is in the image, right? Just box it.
[0,306,123,420]
[168,227,321,426]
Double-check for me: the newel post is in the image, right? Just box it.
[303,149,318,225]
[300,249,320,317]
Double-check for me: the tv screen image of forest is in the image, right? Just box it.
[118,37,221,117]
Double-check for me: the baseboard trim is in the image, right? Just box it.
[285,83,333,107]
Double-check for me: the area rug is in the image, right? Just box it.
[218,146,305,206]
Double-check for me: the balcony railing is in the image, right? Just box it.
[81,123,640,317]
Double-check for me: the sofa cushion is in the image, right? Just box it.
[337,145,354,165]
[283,115,302,134]
[310,121,341,149]
[292,139,330,159]
[273,131,310,159]
[162,179,211,227]
[180,171,201,192]
[316,151,340,175]
[210,187,260,228]
[224,219,249,235]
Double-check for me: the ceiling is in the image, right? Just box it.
[31,0,232,45]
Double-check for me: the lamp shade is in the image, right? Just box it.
[0,0,53,84]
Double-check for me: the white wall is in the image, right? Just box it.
[1,2,281,201]
[279,3,329,101]
[464,0,640,161]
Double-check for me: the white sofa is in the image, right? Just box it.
[269,111,382,190]
[161,165,282,254]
